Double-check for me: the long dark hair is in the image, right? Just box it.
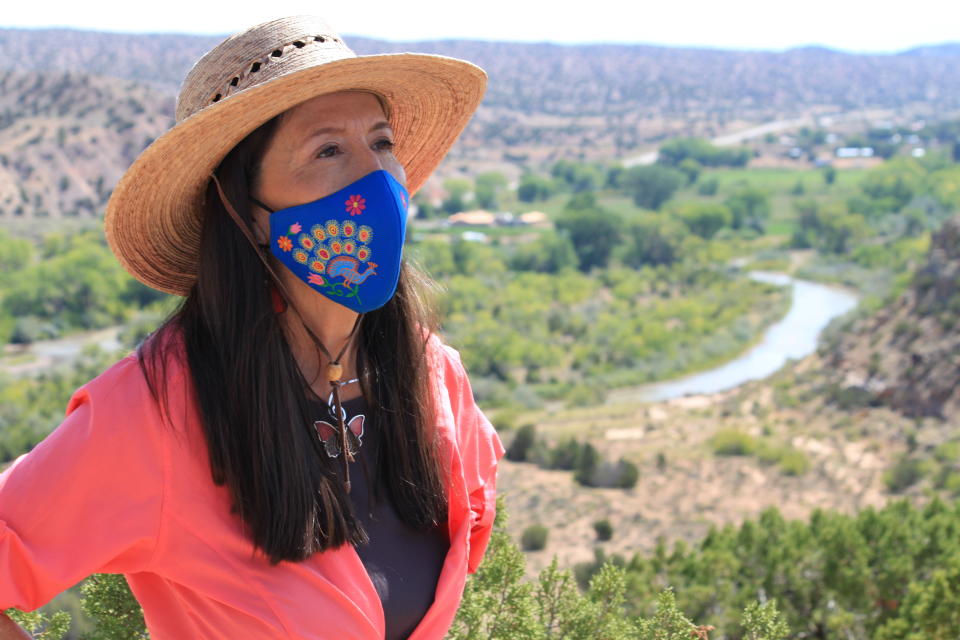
[139,116,447,564]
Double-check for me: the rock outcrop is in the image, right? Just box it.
[827,216,960,419]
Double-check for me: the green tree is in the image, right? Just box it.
[617,165,685,210]
[822,166,837,185]
[551,160,604,192]
[475,171,508,210]
[79,575,149,639]
[724,187,771,233]
[859,158,926,211]
[509,231,579,273]
[443,177,473,214]
[678,158,702,184]
[674,202,734,239]
[555,197,622,272]
[506,424,537,462]
[620,215,686,268]
[517,174,554,202]
[658,137,751,168]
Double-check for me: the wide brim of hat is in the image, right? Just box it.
[104,52,486,296]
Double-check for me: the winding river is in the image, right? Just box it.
[606,271,861,404]
[4,272,861,398]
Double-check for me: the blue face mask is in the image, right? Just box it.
[262,170,409,313]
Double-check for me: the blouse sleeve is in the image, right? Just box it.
[440,344,506,574]
[0,356,167,611]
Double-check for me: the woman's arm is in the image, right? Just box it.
[0,612,31,639]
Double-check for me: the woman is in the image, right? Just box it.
[0,15,503,640]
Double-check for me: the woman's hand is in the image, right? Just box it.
[0,612,32,639]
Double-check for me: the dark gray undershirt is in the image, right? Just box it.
[312,395,449,640]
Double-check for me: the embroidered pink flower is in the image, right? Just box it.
[308,274,325,285]
[277,236,293,252]
[289,223,302,234]
[345,195,366,216]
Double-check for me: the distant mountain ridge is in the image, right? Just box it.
[1,27,959,219]
[2,28,959,118]
[899,43,960,58]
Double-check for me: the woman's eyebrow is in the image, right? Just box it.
[304,121,392,141]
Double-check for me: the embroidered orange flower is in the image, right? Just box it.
[289,223,302,234]
[277,236,293,252]
[308,274,325,285]
[345,195,366,216]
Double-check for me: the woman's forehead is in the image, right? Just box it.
[279,91,389,136]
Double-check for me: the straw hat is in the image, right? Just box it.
[104,15,487,296]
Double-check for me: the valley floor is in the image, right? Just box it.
[498,350,957,574]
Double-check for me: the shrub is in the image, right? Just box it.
[697,177,719,195]
[505,424,537,462]
[549,438,583,470]
[777,450,811,476]
[883,455,931,493]
[710,428,758,456]
[593,519,614,541]
[520,524,549,551]
[827,383,876,410]
[574,443,601,487]
[617,458,640,489]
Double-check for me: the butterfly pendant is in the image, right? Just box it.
[315,409,365,459]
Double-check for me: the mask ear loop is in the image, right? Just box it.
[211,174,362,492]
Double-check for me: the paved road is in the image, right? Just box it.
[622,115,815,167]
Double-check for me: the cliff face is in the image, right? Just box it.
[828,216,960,419]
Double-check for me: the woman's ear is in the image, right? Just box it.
[249,201,271,245]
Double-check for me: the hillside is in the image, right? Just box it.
[823,216,960,418]
[0,28,959,220]
[497,221,960,573]
[0,70,172,219]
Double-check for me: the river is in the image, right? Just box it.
[3,272,860,398]
[606,271,860,403]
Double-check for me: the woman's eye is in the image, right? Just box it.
[316,144,339,158]
[374,138,395,152]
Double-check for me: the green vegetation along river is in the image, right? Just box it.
[608,271,860,403]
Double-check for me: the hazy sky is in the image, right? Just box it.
[3,0,958,52]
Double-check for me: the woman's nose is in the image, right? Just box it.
[352,145,406,188]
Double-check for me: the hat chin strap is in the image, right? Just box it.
[211,174,362,492]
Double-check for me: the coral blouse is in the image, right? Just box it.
[0,332,504,639]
